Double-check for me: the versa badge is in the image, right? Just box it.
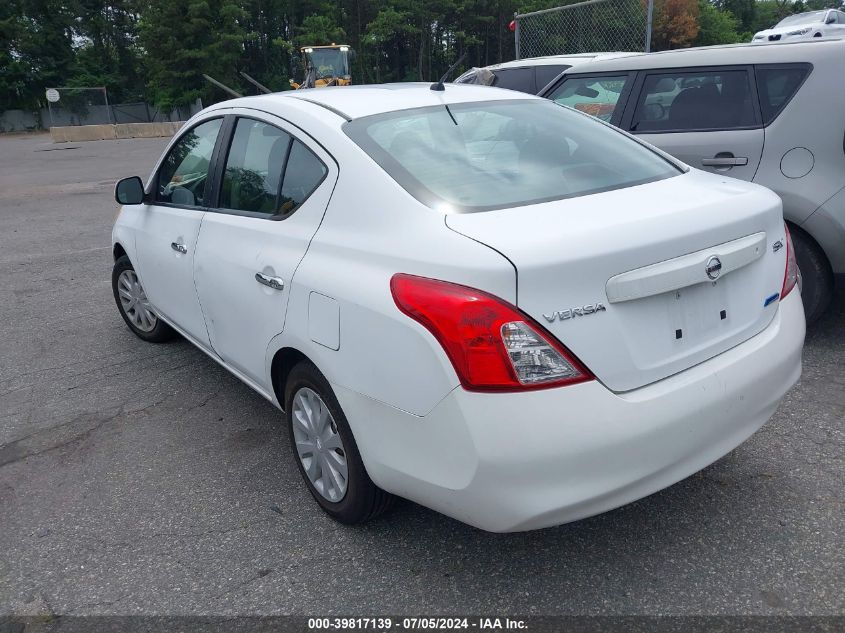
[543,303,607,323]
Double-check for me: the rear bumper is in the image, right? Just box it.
[336,291,805,532]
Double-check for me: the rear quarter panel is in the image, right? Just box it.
[266,139,517,417]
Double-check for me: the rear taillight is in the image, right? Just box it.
[781,224,798,299]
[390,274,593,392]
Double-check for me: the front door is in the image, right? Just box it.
[135,117,224,346]
[626,68,764,182]
[194,114,337,390]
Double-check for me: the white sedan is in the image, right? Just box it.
[112,83,804,532]
[752,9,845,42]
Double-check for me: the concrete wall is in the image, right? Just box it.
[50,121,185,143]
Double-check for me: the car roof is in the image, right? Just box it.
[560,38,845,74]
[214,83,540,121]
[478,51,642,71]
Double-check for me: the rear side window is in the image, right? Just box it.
[630,70,757,132]
[156,118,222,206]
[755,64,811,125]
[547,75,629,122]
[493,68,535,93]
[220,118,291,214]
[535,65,570,92]
[344,99,680,213]
[279,140,328,215]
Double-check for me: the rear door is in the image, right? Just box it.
[134,117,223,346]
[621,67,764,181]
[193,112,337,391]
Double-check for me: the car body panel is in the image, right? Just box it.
[192,108,340,390]
[335,290,804,532]
[446,169,787,392]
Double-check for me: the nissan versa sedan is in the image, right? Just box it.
[112,83,804,532]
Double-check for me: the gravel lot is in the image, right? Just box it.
[0,133,843,618]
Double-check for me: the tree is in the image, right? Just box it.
[69,0,143,102]
[139,0,246,110]
[713,0,754,32]
[695,0,742,45]
[2,0,77,111]
[651,0,700,49]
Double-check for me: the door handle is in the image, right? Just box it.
[171,242,187,254]
[701,156,748,167]
[255,272,284,291]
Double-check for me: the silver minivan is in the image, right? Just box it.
[540,39,845,322]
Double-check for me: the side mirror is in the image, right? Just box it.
[115,176,145,205]
[825,15,835,24]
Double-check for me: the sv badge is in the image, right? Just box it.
[543,303,606,323]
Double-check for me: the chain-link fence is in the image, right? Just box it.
[39,86,200,130]
[514,0,654,59]
[45,87,113,127]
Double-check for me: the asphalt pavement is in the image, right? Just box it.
[0,133,843,618]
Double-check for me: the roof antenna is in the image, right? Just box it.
[430,52,468,91]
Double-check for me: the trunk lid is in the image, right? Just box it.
[446,170,787,392]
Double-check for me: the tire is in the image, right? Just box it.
[284,361,394,524]
[790,227,833,324]
[112,255,176,343]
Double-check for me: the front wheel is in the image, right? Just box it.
[112,255,176,343]
[284,361,395,524]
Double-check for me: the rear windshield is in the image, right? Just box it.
[343,99,680,213]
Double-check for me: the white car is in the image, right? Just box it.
[112,83,804,532]
[752,9,845,42]
[453,52,641,94]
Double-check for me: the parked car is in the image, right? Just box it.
[541,38,845,322]
[453,52,640,94]
[112,83,804,532]
[752,9,845,42]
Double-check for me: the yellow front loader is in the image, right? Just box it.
[290,44,355,89]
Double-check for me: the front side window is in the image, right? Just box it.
[344,99,680,213]
[755,64,810,125]
[630,70,756,132]
[547,75,629,122]
[220,119,292,214]
[156,118,222,206]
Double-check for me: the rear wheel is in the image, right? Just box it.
[790,227,833,323]
[112,255,176,343]
[284,361,394,524]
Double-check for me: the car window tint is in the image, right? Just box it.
[535,65,570,91]
[156,118,222,206]
[220,118,292,214]
[344,99,680,213]
[547,75,628,122]
[631,70,756,132]
[755,65,810,125]
[493,68,535,93]
[278,140,328,215]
